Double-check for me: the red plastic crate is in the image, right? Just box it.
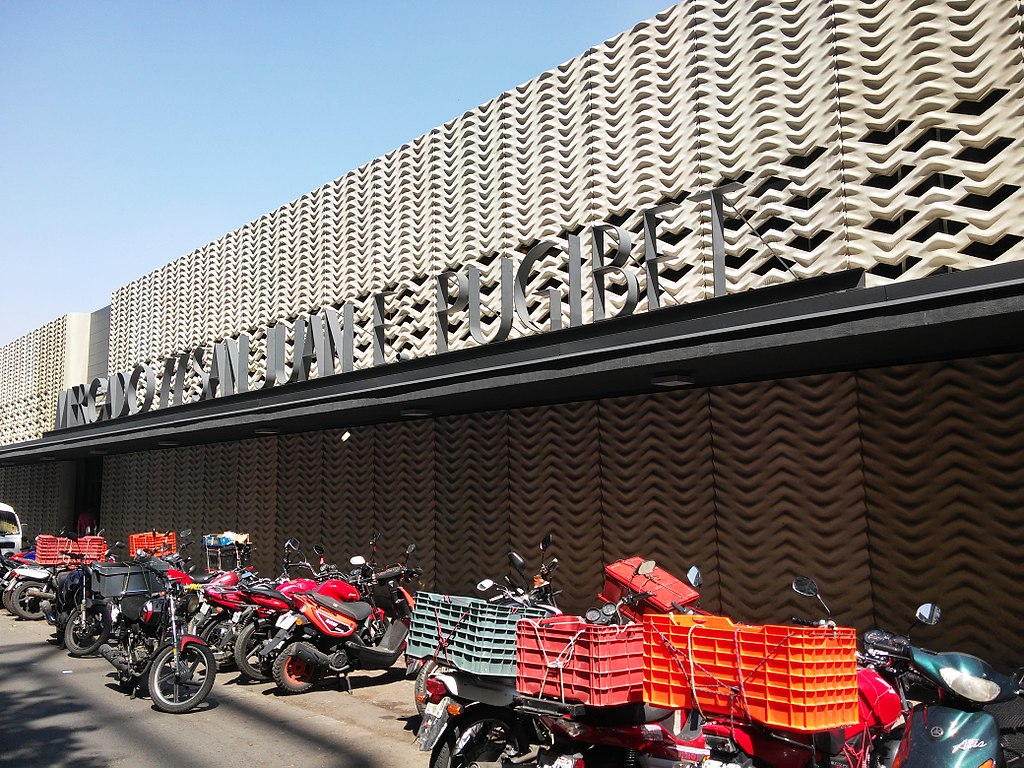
[643,613,859,733]
[601,557,699,621]
[34,534,107,565]
[516,616,644,707]
[128,531,177,557]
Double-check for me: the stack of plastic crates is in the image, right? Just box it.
[34,534,107,565]
[128,530,177,558]
[516,615,645,706]
[407,592,547,677]
[643,613,860,733]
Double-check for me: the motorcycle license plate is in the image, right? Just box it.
[275,613,298,630]
[416,698,451,752]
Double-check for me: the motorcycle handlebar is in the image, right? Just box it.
[791,616,821,627]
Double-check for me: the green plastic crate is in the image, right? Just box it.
[407,591,547,676]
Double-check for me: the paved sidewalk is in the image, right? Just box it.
[0,611,423,768]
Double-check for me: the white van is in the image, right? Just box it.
[0,503,23,554]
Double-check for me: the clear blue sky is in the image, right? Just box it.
[0,1,672,347]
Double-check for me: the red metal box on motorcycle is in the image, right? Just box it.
[407,591,548,676]
[128,531,177,557]
[643,614,859,733]
[516,616,644,707]
[601,558,699,619]
[34,534,107,565]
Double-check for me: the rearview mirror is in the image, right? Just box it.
[508,551,527,577]
[540,533,553,552]
[284,538,300,552]
[370,531,380,546]
[915,603,941,626]
[406,544,416,556]
[477,578,495,592]
[686,566,703,590]
[180,528,192,537]
[636,559,656,577]
[792,576,819,598]
[350,555,366,566]
[312,545,325,557]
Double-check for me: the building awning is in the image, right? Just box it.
[2,262,1022,465]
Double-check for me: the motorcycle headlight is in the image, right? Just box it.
[939,667,1001,703]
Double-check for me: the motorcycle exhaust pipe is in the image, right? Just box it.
[290,642,332,670]
[98,643,130,672]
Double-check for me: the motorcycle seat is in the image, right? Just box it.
[245,585,291,603]
[309,593,372,622]
[190,572,221,584]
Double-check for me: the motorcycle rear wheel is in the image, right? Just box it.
[233,621,271,682]
[64,607,109,656]
[148,643,216,714]
[198,615,237,671]
[430,710,517,768]
[272,642,321,694]
[9,580,46,620]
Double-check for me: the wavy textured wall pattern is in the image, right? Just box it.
[0,462,73,535]
[858,355,1024,666]
[0,317,70,445]
[93,351,1024,669]
[96,1,1023,383]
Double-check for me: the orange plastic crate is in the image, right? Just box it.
[516,616,644,707]
[643,613,859,733]
[601,558,699,620]
[128,531,177,557]
[35,535,107,565]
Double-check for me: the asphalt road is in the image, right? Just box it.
[0,611,423,768]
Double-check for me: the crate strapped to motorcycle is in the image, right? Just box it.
[516,615,645,706]
[643,613,860,733]
[407,591,547,677]
[34,534,107,565]
[128,530,177,558]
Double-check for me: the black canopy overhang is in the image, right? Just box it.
[2,263,1023,465]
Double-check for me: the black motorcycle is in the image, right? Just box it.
[41,543,119,656]
[97,557,216,714]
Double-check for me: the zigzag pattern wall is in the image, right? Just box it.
[0,317,70,446]
[102,0,1024,393]
[96,351,1024,672]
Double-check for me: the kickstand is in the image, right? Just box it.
[340,672,352,694]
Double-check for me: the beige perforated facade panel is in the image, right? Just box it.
[94,1,1022,396]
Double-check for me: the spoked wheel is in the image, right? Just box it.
[9,580,47,620]
[233,622,271,682]
[64,607,109,656]
[198,616,237,671]
[147,643,216,714]
[272,642,321,694]
[430,709,518,768]
[414,658,439,715]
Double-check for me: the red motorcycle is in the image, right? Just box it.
[685,575,903,768]
[259,544,421,693]
[231,539,363,681]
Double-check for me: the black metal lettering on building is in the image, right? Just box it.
[55,189,737,430]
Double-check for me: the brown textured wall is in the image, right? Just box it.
[92,352,1024,670]
[0,461,74,537]
[858,354,1024,666]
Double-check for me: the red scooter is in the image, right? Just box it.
[231,539,363,681]
[259,544,421,693]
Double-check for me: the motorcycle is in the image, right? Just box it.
[859,599,1024,767]
[41,542,121,656]
[231,538,362,681]
[97,556,217,714]
[418,559,709,768]
[257,543,421,694]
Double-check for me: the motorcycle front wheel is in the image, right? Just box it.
[233,621,271,682]
[148,643,216,714]
[9,580,47,620]
[272,642,321,694]
[430,709,518,768]
[64,606,109,656]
